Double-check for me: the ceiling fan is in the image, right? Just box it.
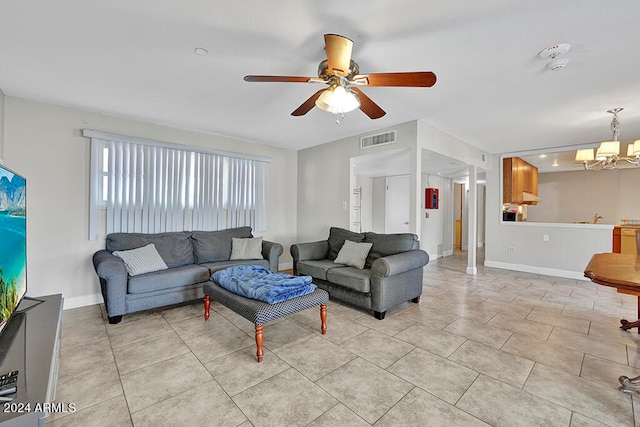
[244,34,437,120]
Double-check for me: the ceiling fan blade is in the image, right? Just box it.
[291,89,326,116]
[324,34,353,77]
[244,75,314,83]
[352,72,437,87]
[351,87,386,119]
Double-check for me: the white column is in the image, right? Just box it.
[467,165,478,275]
[410,145,422,237]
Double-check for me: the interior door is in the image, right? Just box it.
[385,175,410,233]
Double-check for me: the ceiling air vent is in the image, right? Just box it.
[360,130,396,149]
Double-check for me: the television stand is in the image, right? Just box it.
[15,297,45,313]
[0,294,63,427]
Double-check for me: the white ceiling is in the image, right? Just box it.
[2,1,640,157]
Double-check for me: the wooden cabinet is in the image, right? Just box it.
[613,226,621,253]
[503,157,539,205]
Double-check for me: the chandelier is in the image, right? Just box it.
[575,108,640,169]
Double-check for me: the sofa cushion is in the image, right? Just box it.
[364,232,419,267]
[326,267,371,293]
[127,264,210,294]
[327,227,365,261]
[334,240,373,269]
[113,243,168,276]
[107,231,194,268]
[230,237,263,260]
[192,227,253,264]
[297,259,341,281]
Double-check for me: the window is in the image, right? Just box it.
[86,130,269,239]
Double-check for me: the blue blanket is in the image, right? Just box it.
[211,265,316,304]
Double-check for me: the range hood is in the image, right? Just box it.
[522,192,542,204]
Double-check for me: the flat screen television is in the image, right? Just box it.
[0,163,26,336]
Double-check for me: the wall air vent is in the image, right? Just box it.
[360,130,396,149]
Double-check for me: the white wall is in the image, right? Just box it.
[527,168,640,224]
[416,122,488,248]
[416,122,488,169]
[3,97,298,308]
[371,176,385,232]
[354,172,457,259]
[297,122,419,242]
[477,184,486,246]
[354,175,372,233]
[485,154,613,279]
[297,120,488,246]
[421,174,454,259]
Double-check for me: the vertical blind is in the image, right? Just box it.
[86,131,268,240]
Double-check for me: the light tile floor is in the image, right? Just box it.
[50,251,640,426]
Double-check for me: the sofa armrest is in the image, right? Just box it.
[290,241,329,262]
[262,240,284,272]
[370,250,429,278]
[290,241,329,275]
[92,250,128,316]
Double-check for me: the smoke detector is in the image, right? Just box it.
[546,58,570,71]
[539,43,571,59]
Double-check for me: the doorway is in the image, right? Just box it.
[454,183,463,249]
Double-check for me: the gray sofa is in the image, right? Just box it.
[290,227,429,319]
[92,226,283,324]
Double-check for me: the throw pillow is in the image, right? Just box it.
[333,239,374,269]
[230,237,263,260]
[113,243,168,276]
[327,227,365,260]
[192,227,253,263]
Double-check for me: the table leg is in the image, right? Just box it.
[619,295,640,332]
[619,375,640,393]
[320,304,327,335]
[204,295,210,321]
[255,324,264,362]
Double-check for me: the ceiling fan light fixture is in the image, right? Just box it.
[244,34,435,119]
[315,85,360,114]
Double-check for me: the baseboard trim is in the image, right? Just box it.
[483,260,586,281]
[63,293,104,310]
[279,261,293,271]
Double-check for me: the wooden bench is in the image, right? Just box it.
[203,281,328,362]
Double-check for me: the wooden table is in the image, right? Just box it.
[584,253,640,393]
[584,253,640,331]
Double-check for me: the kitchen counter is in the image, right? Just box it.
[500,221,614,230]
